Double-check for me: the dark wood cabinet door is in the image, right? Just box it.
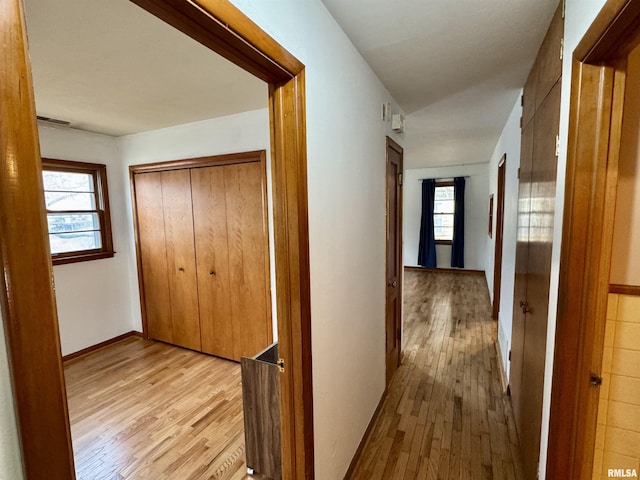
[510,6,563,477]
[519,81,561,479]
[511,114,534,436]
[535,4,564,112]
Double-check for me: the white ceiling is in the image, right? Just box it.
[25,0,267,137]
[321,0,559,168]
[26,0,559,165]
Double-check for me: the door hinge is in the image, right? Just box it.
[561,0,566,19]
[517,167,521,180]
[555,134,560,157]
[398,173,403,186]
[508,350,512,361]
[520,116,523,129]
[277,358,285,373]
[560,38,564,61]
[520,94,524,107]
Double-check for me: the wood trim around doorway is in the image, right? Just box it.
[0,1,313,479]
[547,1,640,478]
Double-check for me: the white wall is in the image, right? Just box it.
[226,2,404,478]
[117,108,277,339]
[38,124,138,356]
[0,312,24,480]
[403,163,489,272]
[486,96,522,378]
[538,1,608,478]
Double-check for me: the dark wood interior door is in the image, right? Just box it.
[135,170,201,351]
[492,157,506,320]
[386,138,403,385]
[191,161,271,361]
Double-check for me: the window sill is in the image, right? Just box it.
[52,250,115,266]
[435,240,453,246]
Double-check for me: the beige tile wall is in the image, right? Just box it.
[593,293,640,479]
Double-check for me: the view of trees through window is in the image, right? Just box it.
[434,184,455,241]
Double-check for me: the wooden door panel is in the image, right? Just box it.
[161,169,201,351]
[523,65,537,130]
[135,172,173,344]
[191,165,234,360]
[511,116,534,429]
[535,3,564,111]
[224,162,271,360]
[519,81,562,479]
[386,139,403,385]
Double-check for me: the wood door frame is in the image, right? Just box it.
[0,1,313,479]
[129,151,273,348]
[546,1,640,477]
[385,136,403,384]
[492,154,506,320]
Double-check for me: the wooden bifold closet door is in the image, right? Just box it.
[133,153,272,362]
[135,169,202,351]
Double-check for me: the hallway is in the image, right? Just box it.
[348,270,524,479]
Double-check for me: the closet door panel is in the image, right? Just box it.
[191,166,234,359]
[135,172,173,344]
[511,116,534,431]
[160,169,201,351]
[518,81,561,479]
[225,162,271,360]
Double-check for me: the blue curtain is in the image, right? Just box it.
[451,177,465,268]
[418,179,437,267]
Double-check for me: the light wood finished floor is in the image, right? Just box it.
[64,337,250,480]
[348,270,524,480]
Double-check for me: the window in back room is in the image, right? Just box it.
[434,181,455,243]
[42,158,114,265]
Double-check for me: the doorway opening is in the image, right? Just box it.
[0,0,313,478]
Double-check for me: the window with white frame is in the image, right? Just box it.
[434,181,455,243]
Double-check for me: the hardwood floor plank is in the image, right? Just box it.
[64,337,251,480]
[347,271,524,480]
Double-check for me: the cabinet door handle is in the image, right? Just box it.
[209,270,216,276]
[178,267,185,272]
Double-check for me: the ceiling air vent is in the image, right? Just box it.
[36,116,71,127]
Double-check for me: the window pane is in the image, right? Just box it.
[434,186,455,213]
[434,199,455,214]
[49,232,101,254]
[434,213,454,241]
[434,186,454,200]
[43,170,94,192]
[47,213,99,233]
[45,192,96,211]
